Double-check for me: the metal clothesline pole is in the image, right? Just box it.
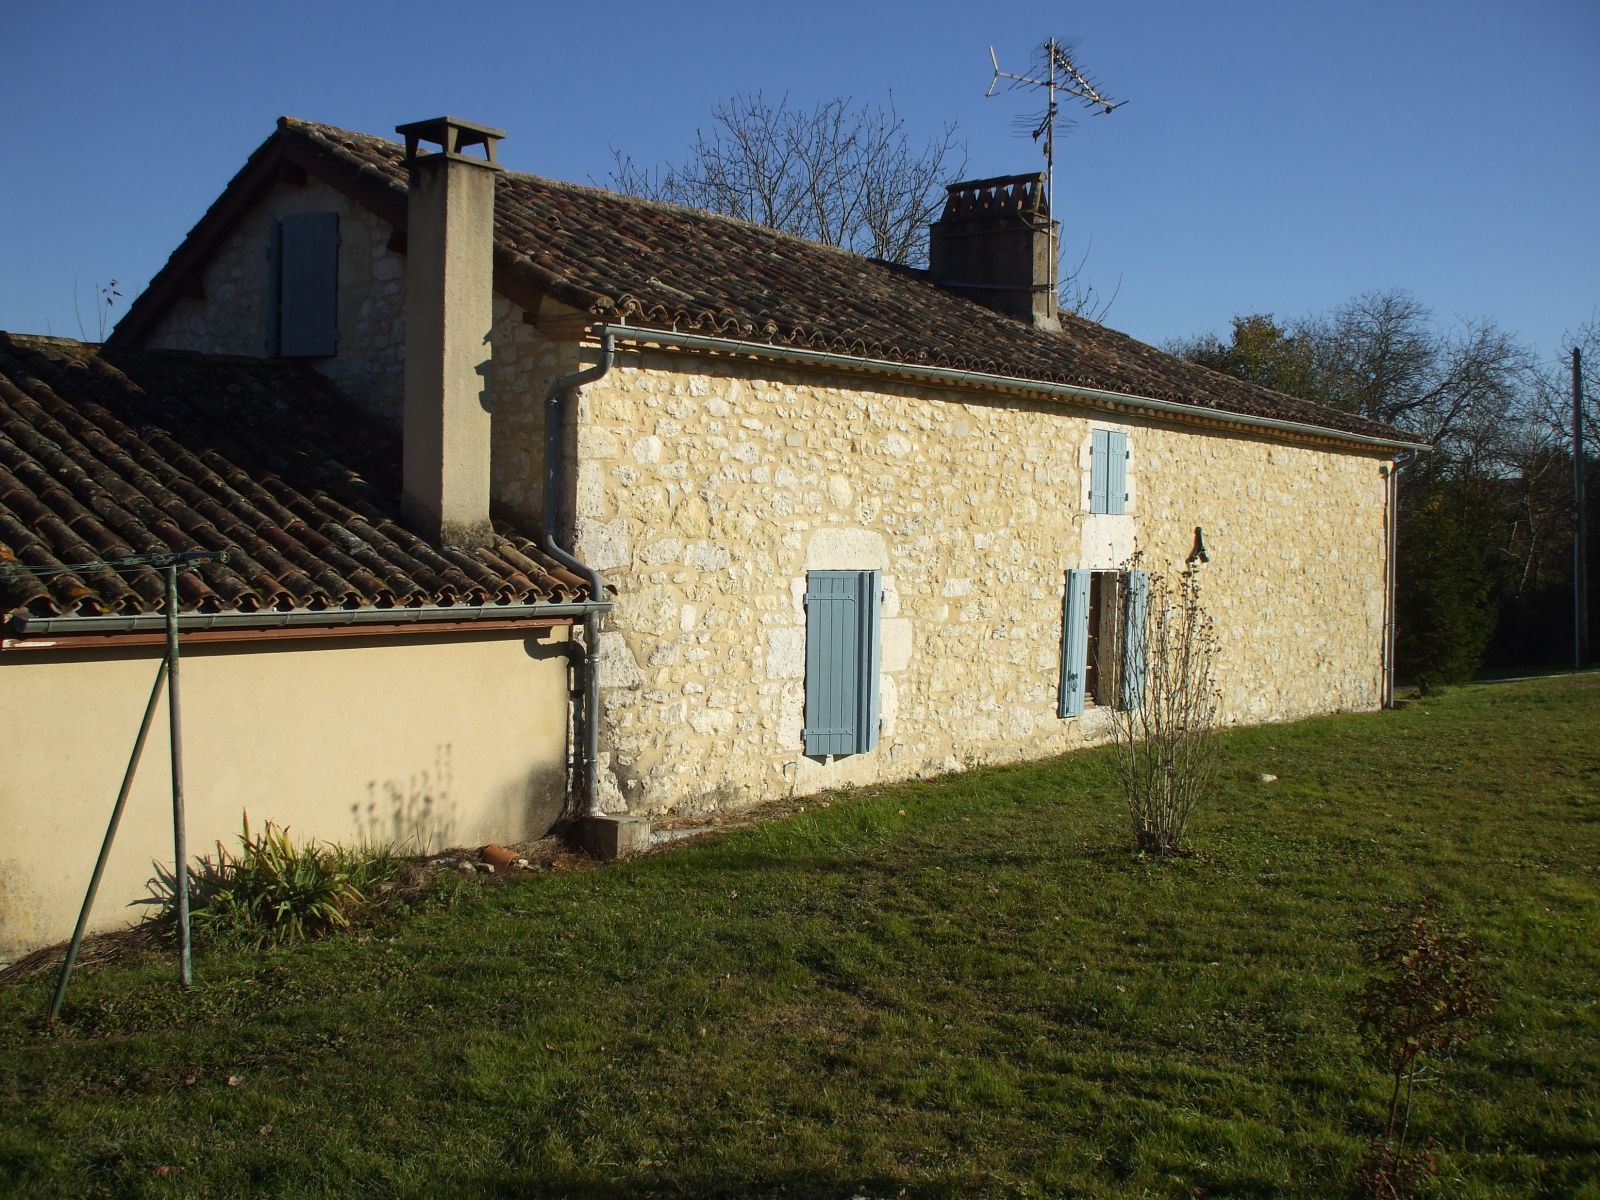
[165,563,192,989]
[17,548,225,1020]
[47,659,170,1023]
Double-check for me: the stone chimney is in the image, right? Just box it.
[396,116,505,551]
[927,173,1060,332]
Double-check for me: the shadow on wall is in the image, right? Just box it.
[499,760,568,842]
[353,744,458,853]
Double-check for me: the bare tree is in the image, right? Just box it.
[1303,291,1535,462]
[1533,313,1600,450]
[1059,240,1120,323]
[1170,289,1550,680]
[1171,290,1536,467]
[610,92,963,267]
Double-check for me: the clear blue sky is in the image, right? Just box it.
[3,0,1595,363]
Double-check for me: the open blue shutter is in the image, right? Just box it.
[804,570,880,757]
[861,572,881,752]
[1106,431,1128,515]
[1089,430,1110,513]
[278,213,339,357]
[1058,568,1091,717]
[1121,570,1149,710]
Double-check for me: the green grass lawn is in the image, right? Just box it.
[3,678,1598,1199]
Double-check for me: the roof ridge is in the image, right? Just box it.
[115,116,1414,446]
[281,117,912,274]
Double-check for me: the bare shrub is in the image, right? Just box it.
[1106,563,1220,855]
[1354,895,1496,1198]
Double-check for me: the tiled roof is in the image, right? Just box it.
[119,116,1410,446]
[0,333,587,620]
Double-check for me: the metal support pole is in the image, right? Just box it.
[165,565,192,988]
[47,659,170,1023]
[1575,347,1589,669]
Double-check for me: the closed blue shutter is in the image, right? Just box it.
[1121,569,1149,710]
[277,213,339,357]
[1058,568,1091,717]
[804,570,880,757]
[1106,431,1128,515]
[1089,429,1110,513]
[1090,429,1128,515]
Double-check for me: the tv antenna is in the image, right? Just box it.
[988,37,1126,213]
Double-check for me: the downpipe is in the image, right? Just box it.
[541,328,616,817]
[1383,455,1409,707]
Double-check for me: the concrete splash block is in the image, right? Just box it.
[576,813,652,861]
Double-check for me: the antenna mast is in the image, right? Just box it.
[988,37,1126,213]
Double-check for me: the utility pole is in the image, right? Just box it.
[1576,347,1589,668]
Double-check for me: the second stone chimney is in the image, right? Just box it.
[396,115,505,551]
[927,173,1060,332]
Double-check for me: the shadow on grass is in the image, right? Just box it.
[690,839,1144,880]
[469,1171,970,1200]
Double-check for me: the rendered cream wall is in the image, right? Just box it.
[573,351,1390,816]
[0,628,570,962]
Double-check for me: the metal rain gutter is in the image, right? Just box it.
[13,600,611,639]
[541,327,618,818]
[593,324,1432,454]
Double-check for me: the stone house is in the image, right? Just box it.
[2,114,1420,956]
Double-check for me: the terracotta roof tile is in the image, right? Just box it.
[113,117,1415,445]
[115,117,1414,445]
[0,334,585,621]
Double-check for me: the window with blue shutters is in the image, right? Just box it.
[1089,429,1129,515]
[274,213,339,357]
[803,570,881,758]
[1059,568,1148,716]
[1120,570,1149,710]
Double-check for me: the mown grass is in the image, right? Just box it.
[2,677,1597,1199]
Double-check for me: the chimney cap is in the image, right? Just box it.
[938,173,1049,222]
[395,116,506,169]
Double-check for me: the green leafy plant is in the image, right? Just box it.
[150,815,397,949]
[1354,895,1497,1198]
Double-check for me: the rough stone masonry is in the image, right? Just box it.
[575,349,1388,816]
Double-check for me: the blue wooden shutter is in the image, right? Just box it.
[1106,431,1128,515]
[804,570,880,757]
[1058,568,1091,717]
[1121,569,1150,710]
[1089,430,1110,513]
[277,213,339,357]
[861,572,881,752]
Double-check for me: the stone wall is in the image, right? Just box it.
[574,350,1390,816]
[142,177,408,421]
[128,177,1390,822]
